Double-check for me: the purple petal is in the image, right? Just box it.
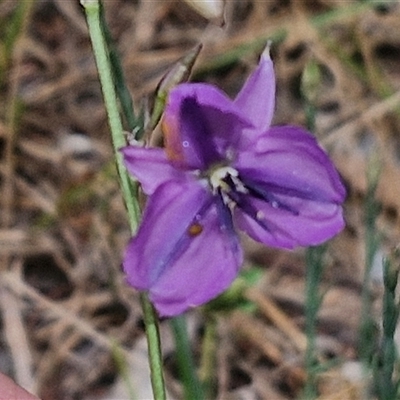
[150,200,243,317]
[234,125,346,204]
[232,125,345,248]
[121,146,189,195]
[234,46,275,134]
[234,193,345,249]
[123,179,211,290]
[163,83,253,170]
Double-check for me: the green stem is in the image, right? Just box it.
[81,0,140,233]
[353,154,381,399]
[301,68,325,400]
[374,256,399,400]
[81,2,166,399]
[169,315,204,400]
[198,316,218,399]
[303,245,326,400]
[140,293,167,400]
[111,340,137,400]
[358,155,381,373]
[98,1,139,132]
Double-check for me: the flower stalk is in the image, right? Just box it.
[198,316,218,399]
[140,293,167,400]
[97,0,139,133]
[359,151,381,387]
[301,59,325,399]
[374,252,400,400]
[81,1,165,399]
[169,315,204,400]
[81,0,140,231]
[303,245,326,399]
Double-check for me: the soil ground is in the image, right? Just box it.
[1,1,400,399]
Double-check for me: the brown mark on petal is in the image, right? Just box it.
[188,222,203,237]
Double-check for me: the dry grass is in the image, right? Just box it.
[1,0,400,399]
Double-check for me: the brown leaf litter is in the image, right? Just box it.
[1,0,400,398]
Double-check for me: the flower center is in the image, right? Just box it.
[209,166,237,192]
[208,166,248,208]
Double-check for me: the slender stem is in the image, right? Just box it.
[81,2,166,399]
[374,255,399,400]
[169,315,204,400]
[140,293,167,400]
[303,245,326,400]
[301,65,325,400]
[98,1,139,132]
[358,154,381,377]
[199,316,218,399]
[111,340,136,400]
[81,0,140,233]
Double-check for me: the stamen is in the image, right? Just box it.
[209,166,239,193]
[209,166,248,197]
[230,174,248,194]
[221,190,236,210]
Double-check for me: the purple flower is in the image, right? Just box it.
[121,47,346,317]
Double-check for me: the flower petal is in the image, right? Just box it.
[121,146,189,195]
[234,125,346,204]
[163,83,253,170]
[232,125,345,248]
[150,199,243,317]
[234,46,275,134]
[123,179,211,290]
[234,193,345,249]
